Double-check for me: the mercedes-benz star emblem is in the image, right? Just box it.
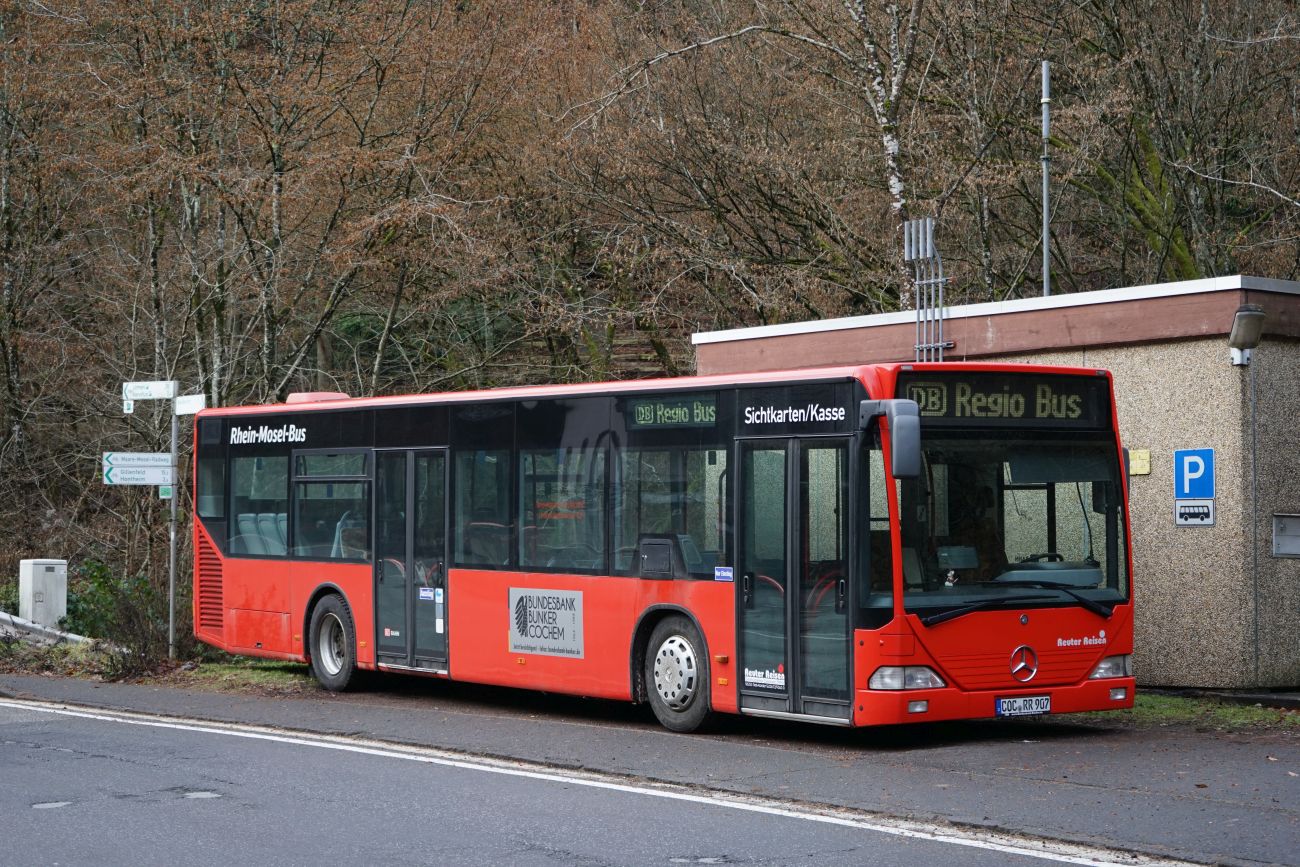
[1010,645,1039,682]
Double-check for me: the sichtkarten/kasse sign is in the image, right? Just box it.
[508,588,584,658]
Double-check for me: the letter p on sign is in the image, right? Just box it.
[1174,448,1215,499]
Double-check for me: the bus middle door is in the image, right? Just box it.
[375,449,448,670]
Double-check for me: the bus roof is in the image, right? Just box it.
[197,361,1111,417]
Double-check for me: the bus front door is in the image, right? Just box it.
[737,439,851,722]
[375,449,448,670]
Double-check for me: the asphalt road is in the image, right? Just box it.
[1,700,1122,867]
[0,674,1295,866]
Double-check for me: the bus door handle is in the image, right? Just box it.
[742,572,754,609]
[836,578,847,614]
[430,560,445,588]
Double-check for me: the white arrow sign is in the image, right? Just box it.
[103,452,172,469]
[103,466,175,486]
[122,380,177,401]
[174,393,207,415]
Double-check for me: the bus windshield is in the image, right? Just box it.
[897,431,1129,620]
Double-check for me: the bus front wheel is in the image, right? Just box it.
[645,616,714,733]
[309,594,359,692]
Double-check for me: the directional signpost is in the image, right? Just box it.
[174,393,207,416]
[103,451,172,467]
[103,465,175,486]
[112,381,191,658]
[122,380,176,414]
[102,452,174,486]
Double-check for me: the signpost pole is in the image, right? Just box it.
[116,380,191,660]
[168,407,179,659]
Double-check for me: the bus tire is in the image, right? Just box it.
[309,594,359,692]
[645,615,713,733]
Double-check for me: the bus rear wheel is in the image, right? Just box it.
[309,594,359,692]
[645,615,713,733]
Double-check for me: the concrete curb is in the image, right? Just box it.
[1144,686,1300,711]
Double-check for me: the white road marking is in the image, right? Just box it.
[0,698,1193,866]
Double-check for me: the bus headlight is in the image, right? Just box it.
[1089,655,1131,679]
[869,666,946,690]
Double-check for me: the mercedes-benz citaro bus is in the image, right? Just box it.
[191,363,1134,731]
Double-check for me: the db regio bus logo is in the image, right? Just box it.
[907,382,948,416]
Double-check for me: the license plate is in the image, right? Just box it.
[996,695,1051,716]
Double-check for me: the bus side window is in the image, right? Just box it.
[290,452,371,561]
[197,458,226,520]
[196,456,227,549]
[519,447,606,572]
[294,481,369,560]
[229,456,288,558]
[614,447,727,578]
[453,449,513,567]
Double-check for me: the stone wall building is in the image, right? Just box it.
[692,275,1300,689]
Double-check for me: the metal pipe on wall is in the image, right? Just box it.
[1042,60,1051,298]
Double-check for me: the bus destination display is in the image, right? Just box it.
[626,394,717,429]
[897,373,1110,429]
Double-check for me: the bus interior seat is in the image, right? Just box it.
[331,510,366,559]
[257,513,286,555]
[235,513,267,555]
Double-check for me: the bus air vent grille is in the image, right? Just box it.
[942,647,1095,689]
[196,535,224,633]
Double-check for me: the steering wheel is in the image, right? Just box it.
[1020,552,1065,563]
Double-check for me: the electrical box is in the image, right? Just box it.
[1274,515,1300,558]
[19,559,67,629]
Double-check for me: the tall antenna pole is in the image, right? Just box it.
[1041,60,1051,297]
[904,217,952,362]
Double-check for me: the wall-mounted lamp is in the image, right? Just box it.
[1228,303,1266,366]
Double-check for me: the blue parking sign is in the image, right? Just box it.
[1174,449,1215,499]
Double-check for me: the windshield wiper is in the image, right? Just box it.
[918,594,1057,627]
[980,580,1116,619]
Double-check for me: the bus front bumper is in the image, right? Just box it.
[854,676,1136,726]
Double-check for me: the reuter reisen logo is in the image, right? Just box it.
[229,424,307,445]
[1057,629,1106,648]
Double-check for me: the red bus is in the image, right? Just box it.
[191,363,1134,731]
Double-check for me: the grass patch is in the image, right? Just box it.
[1,635,316,696]
[1068,692,1299,731]
[0,637,109,678]
[167,657,317,695]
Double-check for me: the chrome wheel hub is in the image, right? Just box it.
[319,613,346,676]
[653,635,697,710]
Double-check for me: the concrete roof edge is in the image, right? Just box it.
[691,275,1300,345]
